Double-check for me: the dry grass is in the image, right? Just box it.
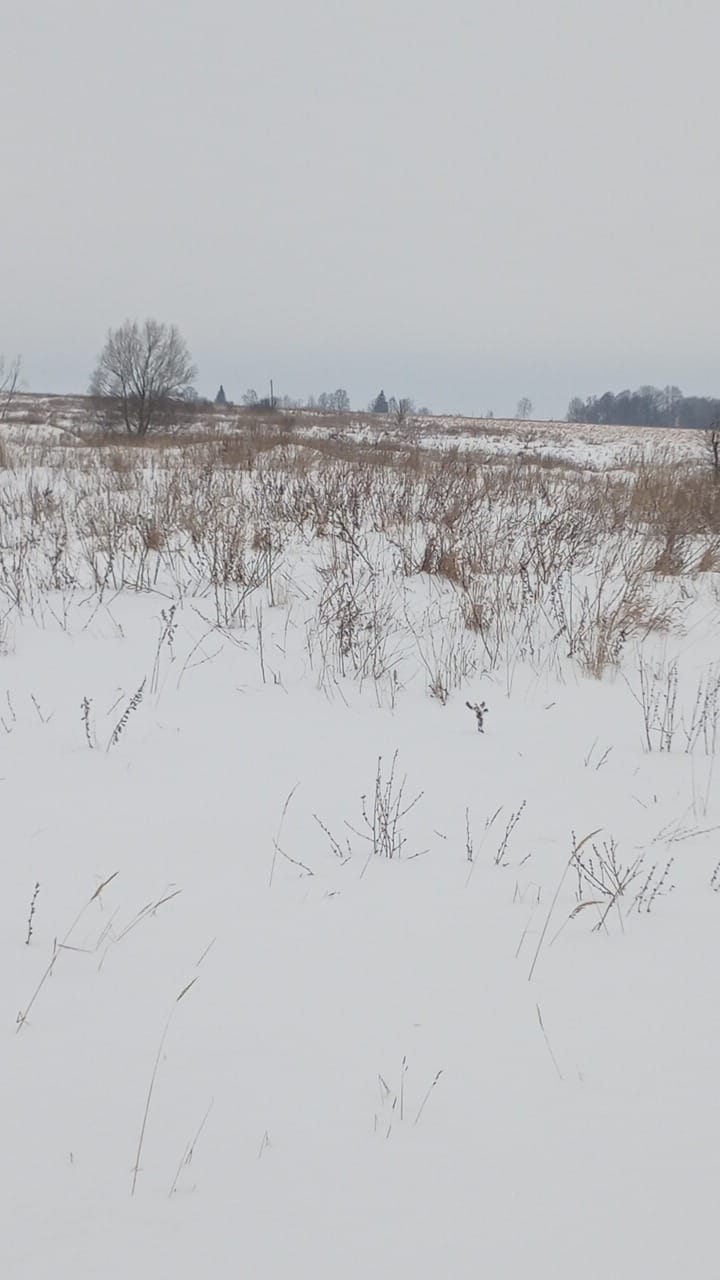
[0,411,716,689]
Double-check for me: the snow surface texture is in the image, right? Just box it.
[1,418,719,1278]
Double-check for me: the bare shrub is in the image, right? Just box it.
[0,355,21,422]
[628,456,720,541]
[349,753,425,868]
[631,657,720,755]
[572,836,644,931]
[547,550,675,678]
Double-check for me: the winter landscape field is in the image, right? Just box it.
[2,405,720,1277]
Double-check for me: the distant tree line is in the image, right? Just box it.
[239,386,424,418]
[368,390,421,421]
[567,385,720,430]
[84,316,429,435]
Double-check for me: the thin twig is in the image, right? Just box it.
[414,1070,443,1126]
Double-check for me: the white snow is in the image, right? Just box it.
[1,420,719,1278]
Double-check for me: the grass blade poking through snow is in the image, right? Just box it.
[536,1003,563,1081]
[527,830,602,983]
[168,1098,215,1198]
[269,783,301,889]
[414,1070,443,1126]
[16,872,119,1032]
[131,978,198,1197]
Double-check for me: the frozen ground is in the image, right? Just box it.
[1,421,719,1277]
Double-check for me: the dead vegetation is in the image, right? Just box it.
[0,414,717,690]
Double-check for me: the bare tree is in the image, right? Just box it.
[705,419,720,479]
[388,396,415,424]
[89,319,196,436]
[316,389,350,412]
[0,355,21,422]
[517,397,533,421]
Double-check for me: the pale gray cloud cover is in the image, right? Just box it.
[2,0,718,416]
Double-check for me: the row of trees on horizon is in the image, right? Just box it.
[567,386,720,431]
[3,319,720,438]
[227,385,427,421]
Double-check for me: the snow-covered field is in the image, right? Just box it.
[5,390,705,470]
[2,418,719,1277]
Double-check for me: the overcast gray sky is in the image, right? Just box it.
[2,0,718,417]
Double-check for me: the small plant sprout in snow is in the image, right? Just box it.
[318,753,426,872]
[464,805,503,887]
[150,604,178,696]
[375,1060,443,1139]
[107,679,146,752]
[81,696,95,748]
[351,752,425,872]
[313,812,352,863]
[25,882,40,945]
[583,737,613,770]
[632,857,676,914]
[465,807,473,862]
[30,693,51,724]
[494,800,527,867]
[466,700,489,733]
